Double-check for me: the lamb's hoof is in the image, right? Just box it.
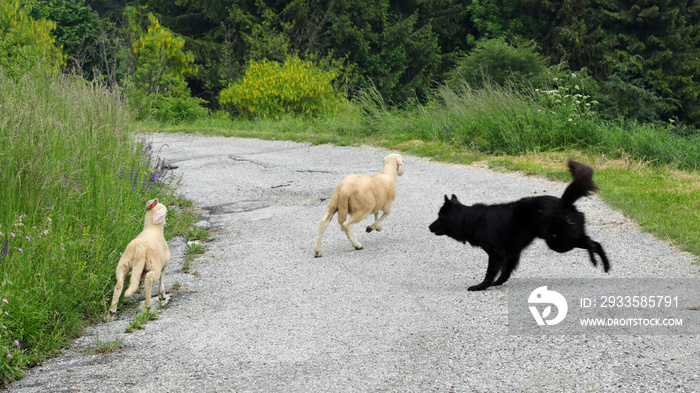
[314,251,322,258]
[106,312,115,322]
[354,245,363,250]
[366,226,374,233]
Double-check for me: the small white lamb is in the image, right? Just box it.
[314,154,405,257]
[107,198,170,321]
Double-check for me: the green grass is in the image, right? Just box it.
[0,71,197,384]
[125,308,159,333]
[84,333,122,355]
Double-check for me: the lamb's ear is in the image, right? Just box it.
[152,207,166,225]
[396,157,405,176]
[147,199,158,210]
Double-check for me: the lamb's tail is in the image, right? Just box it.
[123,242,147,297]
[335,190,349,225]
[561,160,598,206]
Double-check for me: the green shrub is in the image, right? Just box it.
[447,38,548,90]
[219,56,349,119]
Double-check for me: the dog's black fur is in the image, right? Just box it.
[429,160,610,291]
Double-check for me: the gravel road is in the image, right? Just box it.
[7,133,699,392]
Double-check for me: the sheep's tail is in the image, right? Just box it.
[561,160,598,207]
[333,189,348,225]
[124,242,147,297]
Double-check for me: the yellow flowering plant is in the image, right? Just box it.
[0,0,65,75]
[123,7,206,121]
[220,56,348,119]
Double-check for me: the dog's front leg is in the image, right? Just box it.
[468,251,504,291]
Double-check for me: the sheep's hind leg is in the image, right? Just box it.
[366,211,390,233]
[107,266,129,321]
[341,215,365,250]
[158,267,167,300]
[143,270,160,313]
[314,209,335,257]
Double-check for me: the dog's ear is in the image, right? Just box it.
[444,195,450,203]
[152,207,166,225]
[146,199,158,210]
[450,194,460,203]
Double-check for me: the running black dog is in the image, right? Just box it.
[429,160,610,291]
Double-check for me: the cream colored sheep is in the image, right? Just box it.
[314,154,404,257]
[107,198,170,321]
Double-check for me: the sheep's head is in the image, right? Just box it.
[146,198,167,226]
[384,154,404,176]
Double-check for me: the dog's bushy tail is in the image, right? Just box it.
[561,160,598,206]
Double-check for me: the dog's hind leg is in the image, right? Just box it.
[469,251,505,291]
[492,252,522,286]
[583,238,610,272]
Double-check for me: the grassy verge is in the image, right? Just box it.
[0,71,201,384]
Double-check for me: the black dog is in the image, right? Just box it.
[429,160,610,291]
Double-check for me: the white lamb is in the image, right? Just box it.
[108,198,170,321]
[314,153,405,257]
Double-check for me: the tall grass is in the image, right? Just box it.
[357,82,700,169]
[0,71,177,384]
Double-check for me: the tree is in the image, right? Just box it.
[123,6,206,121]
[32,0,102,78]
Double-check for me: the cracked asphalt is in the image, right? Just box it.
[6,133,699,392]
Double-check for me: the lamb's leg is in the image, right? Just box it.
[341,214,366,250]
[314,209,335,257]
[124,262,144,298]
[107,266,129,321]
[143,270,160,313]
[158,267,167,300]
[366,211,390,233]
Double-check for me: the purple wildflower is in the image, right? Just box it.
[25,236,30,242]
[18,248,22,253]
[10,233,15,238]
[2,299,7,304]
[14,340,19,347]
[6,354,11,359]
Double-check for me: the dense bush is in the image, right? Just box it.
[447,38,548,90]
[219,56,348,119]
